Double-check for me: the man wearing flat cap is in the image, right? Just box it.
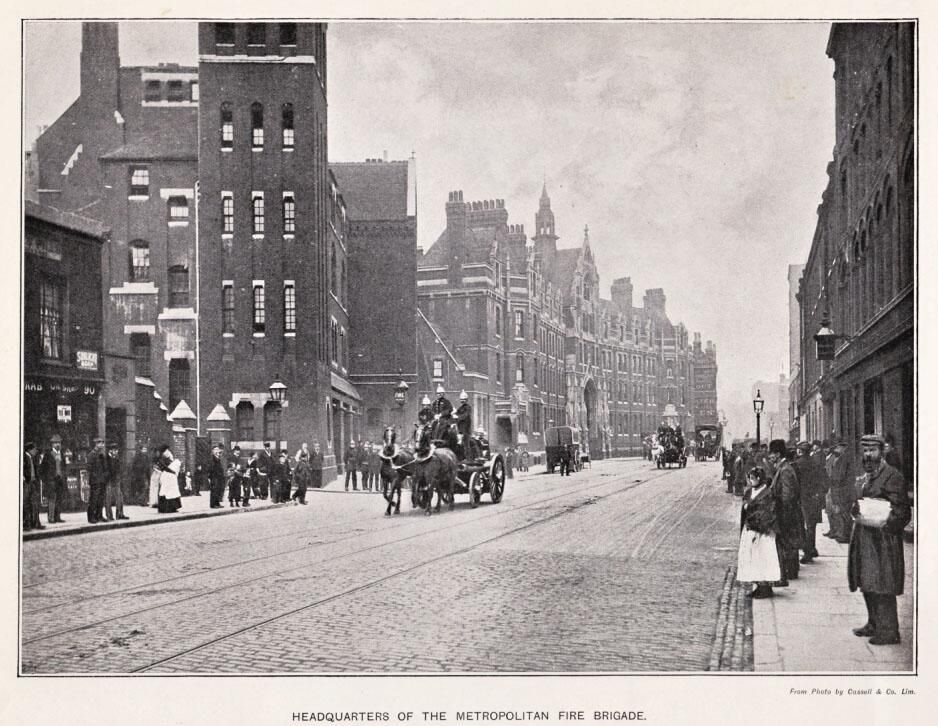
[88,437,109,524]
[23,441,43,531]
[793,440,823,563]
[768,439,803,582]
[105,441,129,521]
[848,434,911,645]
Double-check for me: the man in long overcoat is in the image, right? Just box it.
[793,441,823,563]
[39,435,66,524]
[768,438,803,582]
[825,440,853,542]
[23,441,43,531]
[208,444,226,508]
[848,434,911,645]
[309,442,324,489]
[455,391,473,459]
[344,442,359,491]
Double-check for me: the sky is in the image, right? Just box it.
[23,20,836,439]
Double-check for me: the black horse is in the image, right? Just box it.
[378,427,413,516]
[403,423,457,515]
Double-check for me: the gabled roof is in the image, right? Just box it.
[554,247,581,295]
[25,200,109,240]
[100,128,197,161]
[330,161,409,221]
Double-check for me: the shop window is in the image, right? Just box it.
[131,333,151,377]
[129,241,150,281]
[168,266,189,307]
[168,359,190,412]
[236,401,254,441]
[39,277,64,360]
[220,103,233,148]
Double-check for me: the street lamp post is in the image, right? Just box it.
[753,389,765,446]
[269,375,288,446]
[394,374,409,434]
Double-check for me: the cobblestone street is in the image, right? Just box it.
[21,458,742,673]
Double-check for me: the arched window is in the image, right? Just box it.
[220,103,233,148]
[236,401,255,441]
[251,102,264,148]
[129,240,150,281]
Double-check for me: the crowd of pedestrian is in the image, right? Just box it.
[730,435,911,646]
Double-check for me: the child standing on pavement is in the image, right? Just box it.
[226,462,242,508]
[737,466,784,598]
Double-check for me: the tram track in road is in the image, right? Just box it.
[22,463,682,657]
[133,465,714,673]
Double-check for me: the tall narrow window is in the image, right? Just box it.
[432,359,443,379]
[167,196,189,222]
[253,283,266,332]
[282,103,295,148]
[168,359,190,412]
[252,194,265,234]
[516,353,524,383]
[283,194,296,233]
[283,283,296,333]
[235,401,254,441]
[129,241,150,281]
[39,278,63,360]
[168,266,189,307]
[514,309,525,338]
[247,23,266,46]
[220,103,233,148]
[189,81,199,102]
[264,402,282,442]
[280,23,297,46]
[222,283,234,334]
[215,22,235,46]
[129,167,149,197]
[130,333,151,377]
[222,193,234,233]
[251,102,264,148]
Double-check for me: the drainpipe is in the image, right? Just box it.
[194,180,201,434]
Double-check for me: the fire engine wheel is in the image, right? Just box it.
[489,457,505,504]
[468,471,482,508]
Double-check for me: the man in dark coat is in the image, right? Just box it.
[208,444,226,508]
[257,442,273,500]
[23,441,43,531]
[39,434,66,524]
[309,442,324,489]
[825,439,853,543]
[431,385,454,444]
[455,390,473,459]
[368,445,381,493]
[292,451,311,504]
[848,434,911,645]
[105,441,128,520]
[344,442,359,491]
[87,438,109,524]
[768,439,803,582]
[793,441,822,563]
[130,444,150,505]
[279,450,293,501]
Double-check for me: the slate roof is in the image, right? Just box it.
[330,161,409,221]
[100,123,198,161]
[25,200,109,240]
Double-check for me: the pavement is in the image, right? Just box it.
[750,512,915,672]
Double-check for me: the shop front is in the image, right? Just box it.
[24,372,103,512]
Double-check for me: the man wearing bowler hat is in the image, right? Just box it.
[848,434,911,645]
[824,439,853,543]
[105,441,129,521]
[39,434,66,524]
[23,441,43,531]
[793,440,822,563]
[88,437,109,524]
[768,439,802,582]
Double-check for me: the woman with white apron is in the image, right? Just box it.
[737,465,784,598]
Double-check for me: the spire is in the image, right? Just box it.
[583,224,590,244]
[539,180,551,208]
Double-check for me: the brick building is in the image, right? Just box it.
[24,202,109,508]
[332,158,418,446]
[794,22,914,481]
[34,22,199,458]
[195,22,349,477]
[416,184,716,458]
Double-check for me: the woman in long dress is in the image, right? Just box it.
[156,445,183,513]
[737,465,783,598]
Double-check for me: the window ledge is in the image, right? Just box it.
[284,332,296,338]
[128,195,149,201]
[168,220,189,227]
[252,147,263,153]
[283,147,295,152]
[252,234,265,240]
[283,234,295,240]
[253,332,266,338]
[222,147,233,153]
[223,332,235,338]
